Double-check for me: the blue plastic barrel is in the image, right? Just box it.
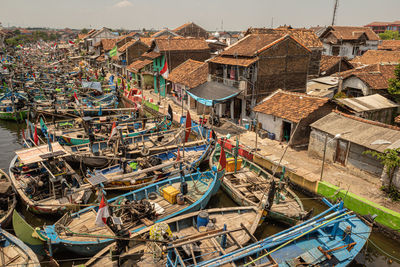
[197,211,209,229]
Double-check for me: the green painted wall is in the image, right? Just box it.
[144,100,159,112]
[317,181,400,231]
[153,55,166,97]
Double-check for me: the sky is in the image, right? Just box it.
[1,0,400,31]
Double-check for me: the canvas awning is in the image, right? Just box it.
[15,143,70,165]
[186,81,241,106]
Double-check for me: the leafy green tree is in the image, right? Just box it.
[388,64,400,101]
[379,30,400,40]
[81,28,88,34]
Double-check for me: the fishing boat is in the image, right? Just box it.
[210,145,309,226]
[9,142,93,215]
[0,92,29,121]
[63,127,195,168]
[46,115,171,146]
[92,142,214,190]
[33,164,224,257]
[197,199,372,267]
[0,225,41,267]
[83,206,266,266]
[0,169,17,228]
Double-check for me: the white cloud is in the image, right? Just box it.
[114,0,133,8]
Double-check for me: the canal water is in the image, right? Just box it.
[1,120,400,266]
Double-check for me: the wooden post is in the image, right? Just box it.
[320,135,328,181]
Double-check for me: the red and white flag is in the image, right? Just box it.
[108,122,117,142]
[160,58,169,79]
[69,40,75,45]
[73,92,80,105]
[95,195,110,227]
[34,126,39,146]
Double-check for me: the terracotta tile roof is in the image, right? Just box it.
[246,27,323,48]
[117,40,143,53]
[142,51,161,59]
[154,37,209,52]
[327,26,380,41]
[337,63,397,90]
[127,59,153,72]
[209,56,259,67]
[140,37,154,47]
[78,33,87,40]
[96,54,106,62]
[379,40,400,51]
[173,22,193,32]
[319,55,352,73]
[221,34,281,57]
[350,50,400,65]
[253,89,330,123]
[167,59,208,88]
[365,21,391,26]
[95,39,116,51]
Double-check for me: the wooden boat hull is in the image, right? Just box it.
[202,201,372,267]
[1,223,41,267]
[0,169,17,228]
[0,110,28,121]
[12,210,46,257]
[43,169,222,256]
[85,206,264,266]
[211,147,306,226]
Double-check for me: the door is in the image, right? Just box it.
[335,140,348,165]
[282,121,292,142]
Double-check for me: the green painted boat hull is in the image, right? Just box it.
[12,210,45,255]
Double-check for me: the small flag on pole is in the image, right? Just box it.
[108,122,117,142]
[185,110,191,143]
[95,195,110,227]
[74,91,80,105]
[34,125,39,146]
[108,46,118,57]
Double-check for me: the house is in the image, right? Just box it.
[83,27,118,53]
[166,59,208,108]
[253,90,333,146]
[337,63,397,97]
[173,22,209,39]
[319,55,353,76]
[365,21,400,34]
[351,50,400,67]
[245,27,323,77]
[208,34,311,120]
[146,37,211,97]
[127,57,155,90]
[151,29,181,38]
[111,39,149,75]
[378,40,400,51]
[309,111,400,177]
[336,94,398,124]
[319,26,381,59]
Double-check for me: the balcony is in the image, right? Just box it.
[208,75,247,91]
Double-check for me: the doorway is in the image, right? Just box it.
[334,139,348,165]
[282,121,292,142]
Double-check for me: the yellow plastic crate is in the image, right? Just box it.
[162,186,180,204]
[226,158,242,173]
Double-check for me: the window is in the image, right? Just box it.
[332,46,340,56]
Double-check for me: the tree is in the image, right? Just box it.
[388,64,400,101]
[364,148,400,188]
[379,30,400,40]
[81,28,88,34]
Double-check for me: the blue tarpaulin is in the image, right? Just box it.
[186,81,241,106]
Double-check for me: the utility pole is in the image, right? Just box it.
[331,0,339,26]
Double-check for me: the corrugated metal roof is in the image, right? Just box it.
[310,112,400,152]
[337,94,398,112]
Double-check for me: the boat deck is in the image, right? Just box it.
[60,179,210,243]
[226,169,302,218]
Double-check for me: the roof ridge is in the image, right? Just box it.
[333,110,400,131]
